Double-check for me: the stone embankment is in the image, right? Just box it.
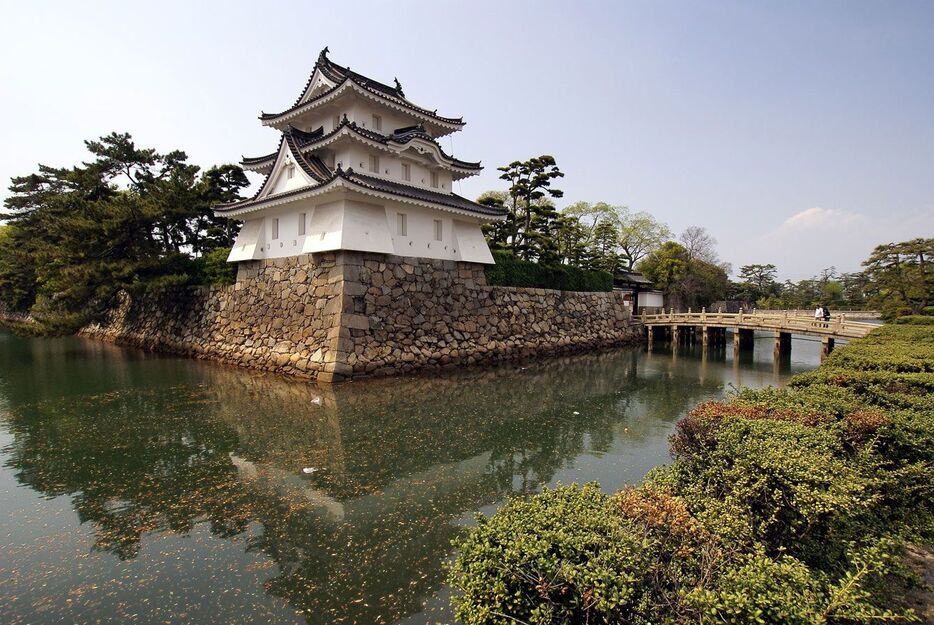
[80,252,641,382]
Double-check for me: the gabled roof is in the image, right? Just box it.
[241,152,277,173]
[259,48,465,134]
[616,271,654,286]
[242,117,481,178]
[215,162,506,221]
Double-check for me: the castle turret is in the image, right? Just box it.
[215,47,505,264]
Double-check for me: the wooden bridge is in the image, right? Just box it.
[639,309,879,357]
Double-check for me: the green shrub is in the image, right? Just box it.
[449,484,651,625]
[190,248,236,287]
[449,483,728,625]
[658,417,873,566]
[450,321,934,622]
[684,553,823,625]
[485,250,612,292]
[684,541,911,625]
[893,314,934,325]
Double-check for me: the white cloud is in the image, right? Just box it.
[728,206,934,280]
[778,207,867,233]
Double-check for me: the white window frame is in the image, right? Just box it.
[298,212,306,236]
[402,162,411,182]
[372,114,382,131]
[433,219,443,241]
[430,171,439,188]
[271,218,279,240]
[397,212,407,237]
[369,154,380,174]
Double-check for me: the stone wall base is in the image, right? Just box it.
[80,252,642,383]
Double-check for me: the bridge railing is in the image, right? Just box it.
[639,308,877,339]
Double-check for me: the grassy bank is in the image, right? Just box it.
[449,318,934,624]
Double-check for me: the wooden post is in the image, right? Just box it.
[647,325,654,350]
[821,336,835,360]
[773,330,791,358]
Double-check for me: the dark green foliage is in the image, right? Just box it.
[0,132,248,331]
[893,314,934,325]
[450,321,934,623]
[863,238,934,317]
[0,225,37,312]
[485,250,612,292]
[191,248,237,287]
[495,156,565,262]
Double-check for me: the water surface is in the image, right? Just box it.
[0,330,823,624]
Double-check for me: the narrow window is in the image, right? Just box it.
[430,171,439,188]
[369,154,380,173]
[372,114,382,131]
[402,162,411,181]
[333,114,340,129]
[433,219,443,241]
[271,218,279,240]
[397,212,407,236]
[286,163,295,179]
[298,212,306,236]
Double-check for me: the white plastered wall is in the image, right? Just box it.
[302,199,395,255]
[227,219,265,262]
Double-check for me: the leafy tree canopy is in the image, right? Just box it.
[0,132,248,329]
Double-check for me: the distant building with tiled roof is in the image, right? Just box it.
[216,47,505,264]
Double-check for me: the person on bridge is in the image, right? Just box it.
[814,305,824,324]
[823,305,831,327]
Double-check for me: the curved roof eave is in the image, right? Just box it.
[260,79,465,132]
[214,172,506,222]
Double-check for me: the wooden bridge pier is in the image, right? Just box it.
[732,328,755,352]
[774,331,792,358]
[640,308,875,360]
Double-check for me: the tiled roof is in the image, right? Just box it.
[260,47,464,128]
[258,116,481,172]
[215,164,506,219]
[343,172,506,216]
[241,152,276,169]
[283,128,330,182]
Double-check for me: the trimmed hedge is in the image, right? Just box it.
[450,319,933,624]
[484,250,613,292]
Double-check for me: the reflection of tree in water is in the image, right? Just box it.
[1,339,734,623]
[4,389,252,560]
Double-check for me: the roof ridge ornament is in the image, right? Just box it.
[318,46,329,63]
[394,77,404,96]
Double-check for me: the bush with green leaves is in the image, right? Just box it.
[191,248,236,286]
[684,541,912,625]
[450,320,934,623]
[449,483,730,625]
[485,250,613,292]
[654,416,873,567]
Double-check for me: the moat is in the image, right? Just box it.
[0,330,825,624]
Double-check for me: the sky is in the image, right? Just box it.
[0,0,931,279]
